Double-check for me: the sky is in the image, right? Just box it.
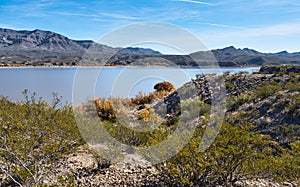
[1,0,300,54]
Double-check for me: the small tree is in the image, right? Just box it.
[154,81,176,93]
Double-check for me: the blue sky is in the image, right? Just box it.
[1,0,300,53]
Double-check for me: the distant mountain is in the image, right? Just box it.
[0,28,161,66]
[190,46,300,66]
[0,28,299,67]
[0,28,85,55]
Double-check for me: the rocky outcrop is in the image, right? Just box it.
[234,179,298,187]
[41,146,298,187]
[156,70,300,144]
[43,146,162,186]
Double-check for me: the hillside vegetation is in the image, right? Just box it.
[0,91,84,186]
[0,66,299,186]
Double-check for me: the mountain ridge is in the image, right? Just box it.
[0,28,161,58]
[1,28,300,67]
[190,46,300,66]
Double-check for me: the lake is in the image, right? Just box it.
[0,66,260,105]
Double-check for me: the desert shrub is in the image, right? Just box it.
[285,80,300,91]
[152,90,171,99]
[272,124,300,143]
[226,80,283,111]
[90,72,299,186]
[158,122,299,186]
[254,81,283,99]
[180,97,210,122]
[227,94,254,111]
[132,82,176,105]
[100,119,168,147]
[250,141,300,182]
[134,109,150,122]
[238,71,249,74]
[154,81,176,93]
[94,97,116,122]
[132,91,155,105]
[0,90,84,186]
[112,97,133,114]
[225,81,234,90]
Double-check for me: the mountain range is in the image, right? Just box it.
[190,46,300,66]
[1,28,300,67]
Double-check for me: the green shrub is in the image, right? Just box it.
[227,94,253,111]
[254,82,283,99]
[158,122,300,186]
[180,97,210,122]
[0,90,84,186]
[225,81,234,90]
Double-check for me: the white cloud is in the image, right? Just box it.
[242,22,300,37]
[199,21,300,39]
[44,11,141,20]
[91,18,115,23]
[100,13,140,20]
[172,0,215,5]
[198,22,244,29]
[196,21,300,52]
[44,11,101,17]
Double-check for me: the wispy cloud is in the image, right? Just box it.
[261,21,300,36]
[31,0,55,8]
[198,21,300,42]
[101,13,140,20]
[198,21,300,52]
[199,22,244,29]
[44,11,101,17]
[1,0,58,17]
[172,0,215,5]
[44,11,141,20]
[91,18,114,23]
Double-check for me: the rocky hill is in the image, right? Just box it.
[159,66,300,144]
[47,66,300,186]
[0,66,299,186]
[0,28,83,55]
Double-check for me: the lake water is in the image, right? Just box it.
[0,66,260,105]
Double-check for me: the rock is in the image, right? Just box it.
[234,179,296,187]
[67,150,99,171]
[42,146,163,186]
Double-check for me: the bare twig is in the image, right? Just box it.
[0,165,23,187]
